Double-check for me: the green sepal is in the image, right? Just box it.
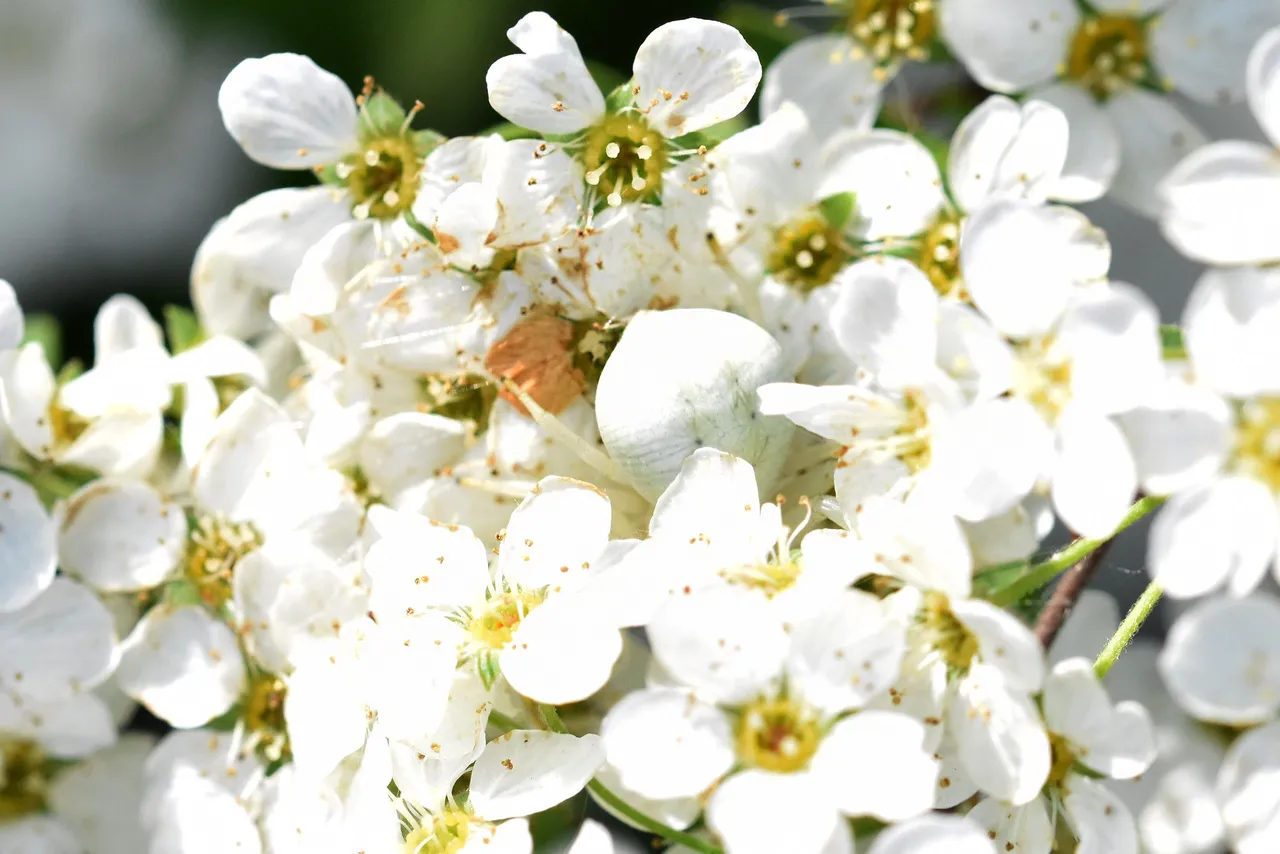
[55,358,85,386]
[971,559,1030,597]
[719,3,806,68]
[403,208,435,241]
[315,162,344,187]
[1160,324,1185,359]
[817,191,858,230]
[21,314,62,371]
[162,578,206,609]
[164,305,204,355]
[357,90,408,143]
[477,651,501,691]
[604,80,635,114]
[413,128,448,156]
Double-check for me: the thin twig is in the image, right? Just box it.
[1032,539,1115,648]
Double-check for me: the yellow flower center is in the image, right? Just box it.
[1046,731,1078,787]
[340,134,422,220]
[467,589,547,650]
[765,212,853,293]
[1012,336,1073,424]
[736,697,821,773]
[403,808,475,854]
[0,740,49,819]
[846,0,937,68]
[920,591,979,673]
[245,674,290,763]
[1065,14,1150,101]
[1233,399,1280,494]
[724,560,803,599]
[914,211,964,299]
[582,113,669,207]
[417,374,498,429]
[185,516,263,610]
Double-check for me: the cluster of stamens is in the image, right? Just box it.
[244,674,290,763]
[1232,399,1280,494]
[1011,337,1073,424]
[464,587,547,651]
[0,740,49,819]
[735,696,822,773]
[185,515,263,609]
[418,374,499,429]
[914,212,964,299]
[919,591,979,674]
[581,113,669,207]
[1065,14,1150,100]
[720,497,812,597]
[765,212,853,292]
[338,135,422,220]
[399,801,477,854]
[846,0,936,71]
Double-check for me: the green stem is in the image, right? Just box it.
[536,705,723,854]
[1094,581,1163,679]
[487,708,526,732]
[987,496,1165,607]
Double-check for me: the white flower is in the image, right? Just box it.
[1159,594,1280,726]
[1160,26,1280,265]
[365,475,631,705]
[760,35,885,141]
[603,580,933,854]
[0,472,57,613]
[486,13,760,205]
[1217,719,1280,854]
[867,814,1000,854]
[940,0,1280,213]
[1,278,24,352]
[969,657,1157,854]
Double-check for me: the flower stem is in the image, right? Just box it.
[536,704,724,854]
[1094,580,1163,679]
[987,496,1165,607]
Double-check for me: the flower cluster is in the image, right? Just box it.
[3,6,1280,854]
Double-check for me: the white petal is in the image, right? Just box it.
[48,733,153,854]
[168,335,267,387]
[1218,720,1280,852]
[1103,89,1207,218]
[812,711,938,821]
[485,12,603,134]
[284,655,369,781]
[0,816,83,854]
[60,409,163,480]
[1183,265,1280,397]
[949,664,1051,806]
[632,19,761,137]
[648,585,787,704]
[365,509,489,617]
[787,589,906,714]
[502,600,622,705]
[600,688,735,800]
[499,477,611,590]
[1042,657,1119,752]
[953,598,1046,692]
[434,182,499,269]
[1152,0,1280,105]
[218,53,357,168]
[0,691,116,758]
[856,495,974,599]
[0,472,56,612]
[929,397,1051,522]
[116,605,245,728]
[289,218,381,317]
[831,257,939,389]
[1063,775,1139,854]
[1158,140,1280,266]
[757,382,877,444]
[761,35,883,139]
[1059,282,1163,414]
[1117,376,1232,497]
[1248,25,1280,145]
[706,769,835,854]
[57,479,185,593]
[0,577,117,702]
[1050,410,1138,539]
[939,0,1078,91]
[0,278,21,350]
[359,411,468,499]
[567,819,615,854]
[1097,701,1158,780]
[820,129,945,240]
[868,814,1000,854]
[469,730,604,821]
[0,342,56,459]
[93,294,164,363]
[1149,476,1278,599]
[1159,594,1280,725]
[359,615,461,746]
[1029,82,1120,204]
[968,798,1053,854]
[481,139,582,245]
[588,762,702,834]
[594,309,795,502]
[961,201,1091,338]
[949,95,1069,210]
[936,300,1016,400]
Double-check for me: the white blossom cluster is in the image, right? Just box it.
[3,4,1280,853]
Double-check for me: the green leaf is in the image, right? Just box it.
[477,651,500,691]
[1160,324,1185,359]
[21,314,62,371]
[357,90,408,142]
[164,305,203,354]
[719,3,806,68]
[818,191,857,229]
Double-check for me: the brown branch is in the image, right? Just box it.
[1032,538,1115,649]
